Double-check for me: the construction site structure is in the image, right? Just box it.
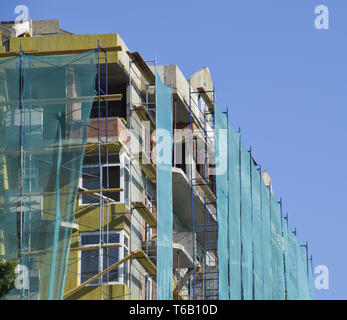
[0,20,315,300]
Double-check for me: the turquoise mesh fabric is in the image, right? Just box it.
[301,246,309,279]
[240,143,253,299]
[208,102,315,300]
[286,231,298,299]
[0,51,97,300]
[215,103,229,300]
[286,232,311,299]
[0,57,21,265]
[308,258,315,299]
[227,126,242,300]
[218,116,314,300]
[251,160,263,299]
[269,194,285,299]
[260,176,272,299]
[0,52,315,300]
[155,71,173,300]
[282,217,289,298]
[301,245,314,298]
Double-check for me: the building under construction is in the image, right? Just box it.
[0,20,314,300]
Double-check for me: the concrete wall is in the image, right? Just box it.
[32,19,72,36]
[261,170,274,196]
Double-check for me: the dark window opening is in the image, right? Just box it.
[90,81,127,119]
[103,166,120,202]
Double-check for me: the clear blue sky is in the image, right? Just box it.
[1,0,345,300]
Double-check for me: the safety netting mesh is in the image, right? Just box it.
[0,51,315,301]
[155,71,173,300]
[0,51,97,300]
[286,231,311,299]
[269,195,285,299]
[260,174,272,299]
[227,123,241,300]
[240,142,253,299]
[251,159,263,299]
[214,102,314,300]
[214,102,228,300]
[282,216,289,298]
[308,257,315,299]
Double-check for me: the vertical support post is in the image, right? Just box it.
[305,242,309,278]
[104,44,110,290]
[249,149,255,300]
[226,107,230,299]
[97,41,104,299]
[279,198,288,299]
[238,132,244,300]
[258,164,266,299]
[19,43,24,300]
[48,111,63,300]
[189,86,196,300]
[128,55,133,298]
[177,251,180,299]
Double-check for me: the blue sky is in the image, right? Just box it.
[1,0,345,299]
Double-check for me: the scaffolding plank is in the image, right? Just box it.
[132,250,157,277]
[23,249,46,256]
[77,187,123,202]
[132,201,157,227]
[0,46,122,58]
[139,151,156,181]
[78,187,123,194]
[94,94,123,102]
[126,51,155,85]
[132,105,155,132]
[194,178,216,204]
[196,87,214,111]
[0,94,122,107]
[85,141,125,154]
[70,243,122,252]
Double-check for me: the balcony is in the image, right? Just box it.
[86,116,130,155]
[172,167,217,246]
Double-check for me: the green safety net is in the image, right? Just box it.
[301,246,308,279]
[286,231,311,299]
[0,57,21,270]
[282,216,289,299]
[270,195,285,299]
[260,175,272,299]
[214,102,229,300]
[0,51,97,300]
[251,159,263,299]
[227,125,241,300]
[301,245,314,299]
[240,142,253,299]
[214,102,313,300]
[155,72,173,300]
[308,257,315,299]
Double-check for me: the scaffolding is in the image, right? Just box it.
[0,41,161,300]
[61,44,161,300]
[0,31,315,301]
[127,51,158,300]
[189,87,218,300]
